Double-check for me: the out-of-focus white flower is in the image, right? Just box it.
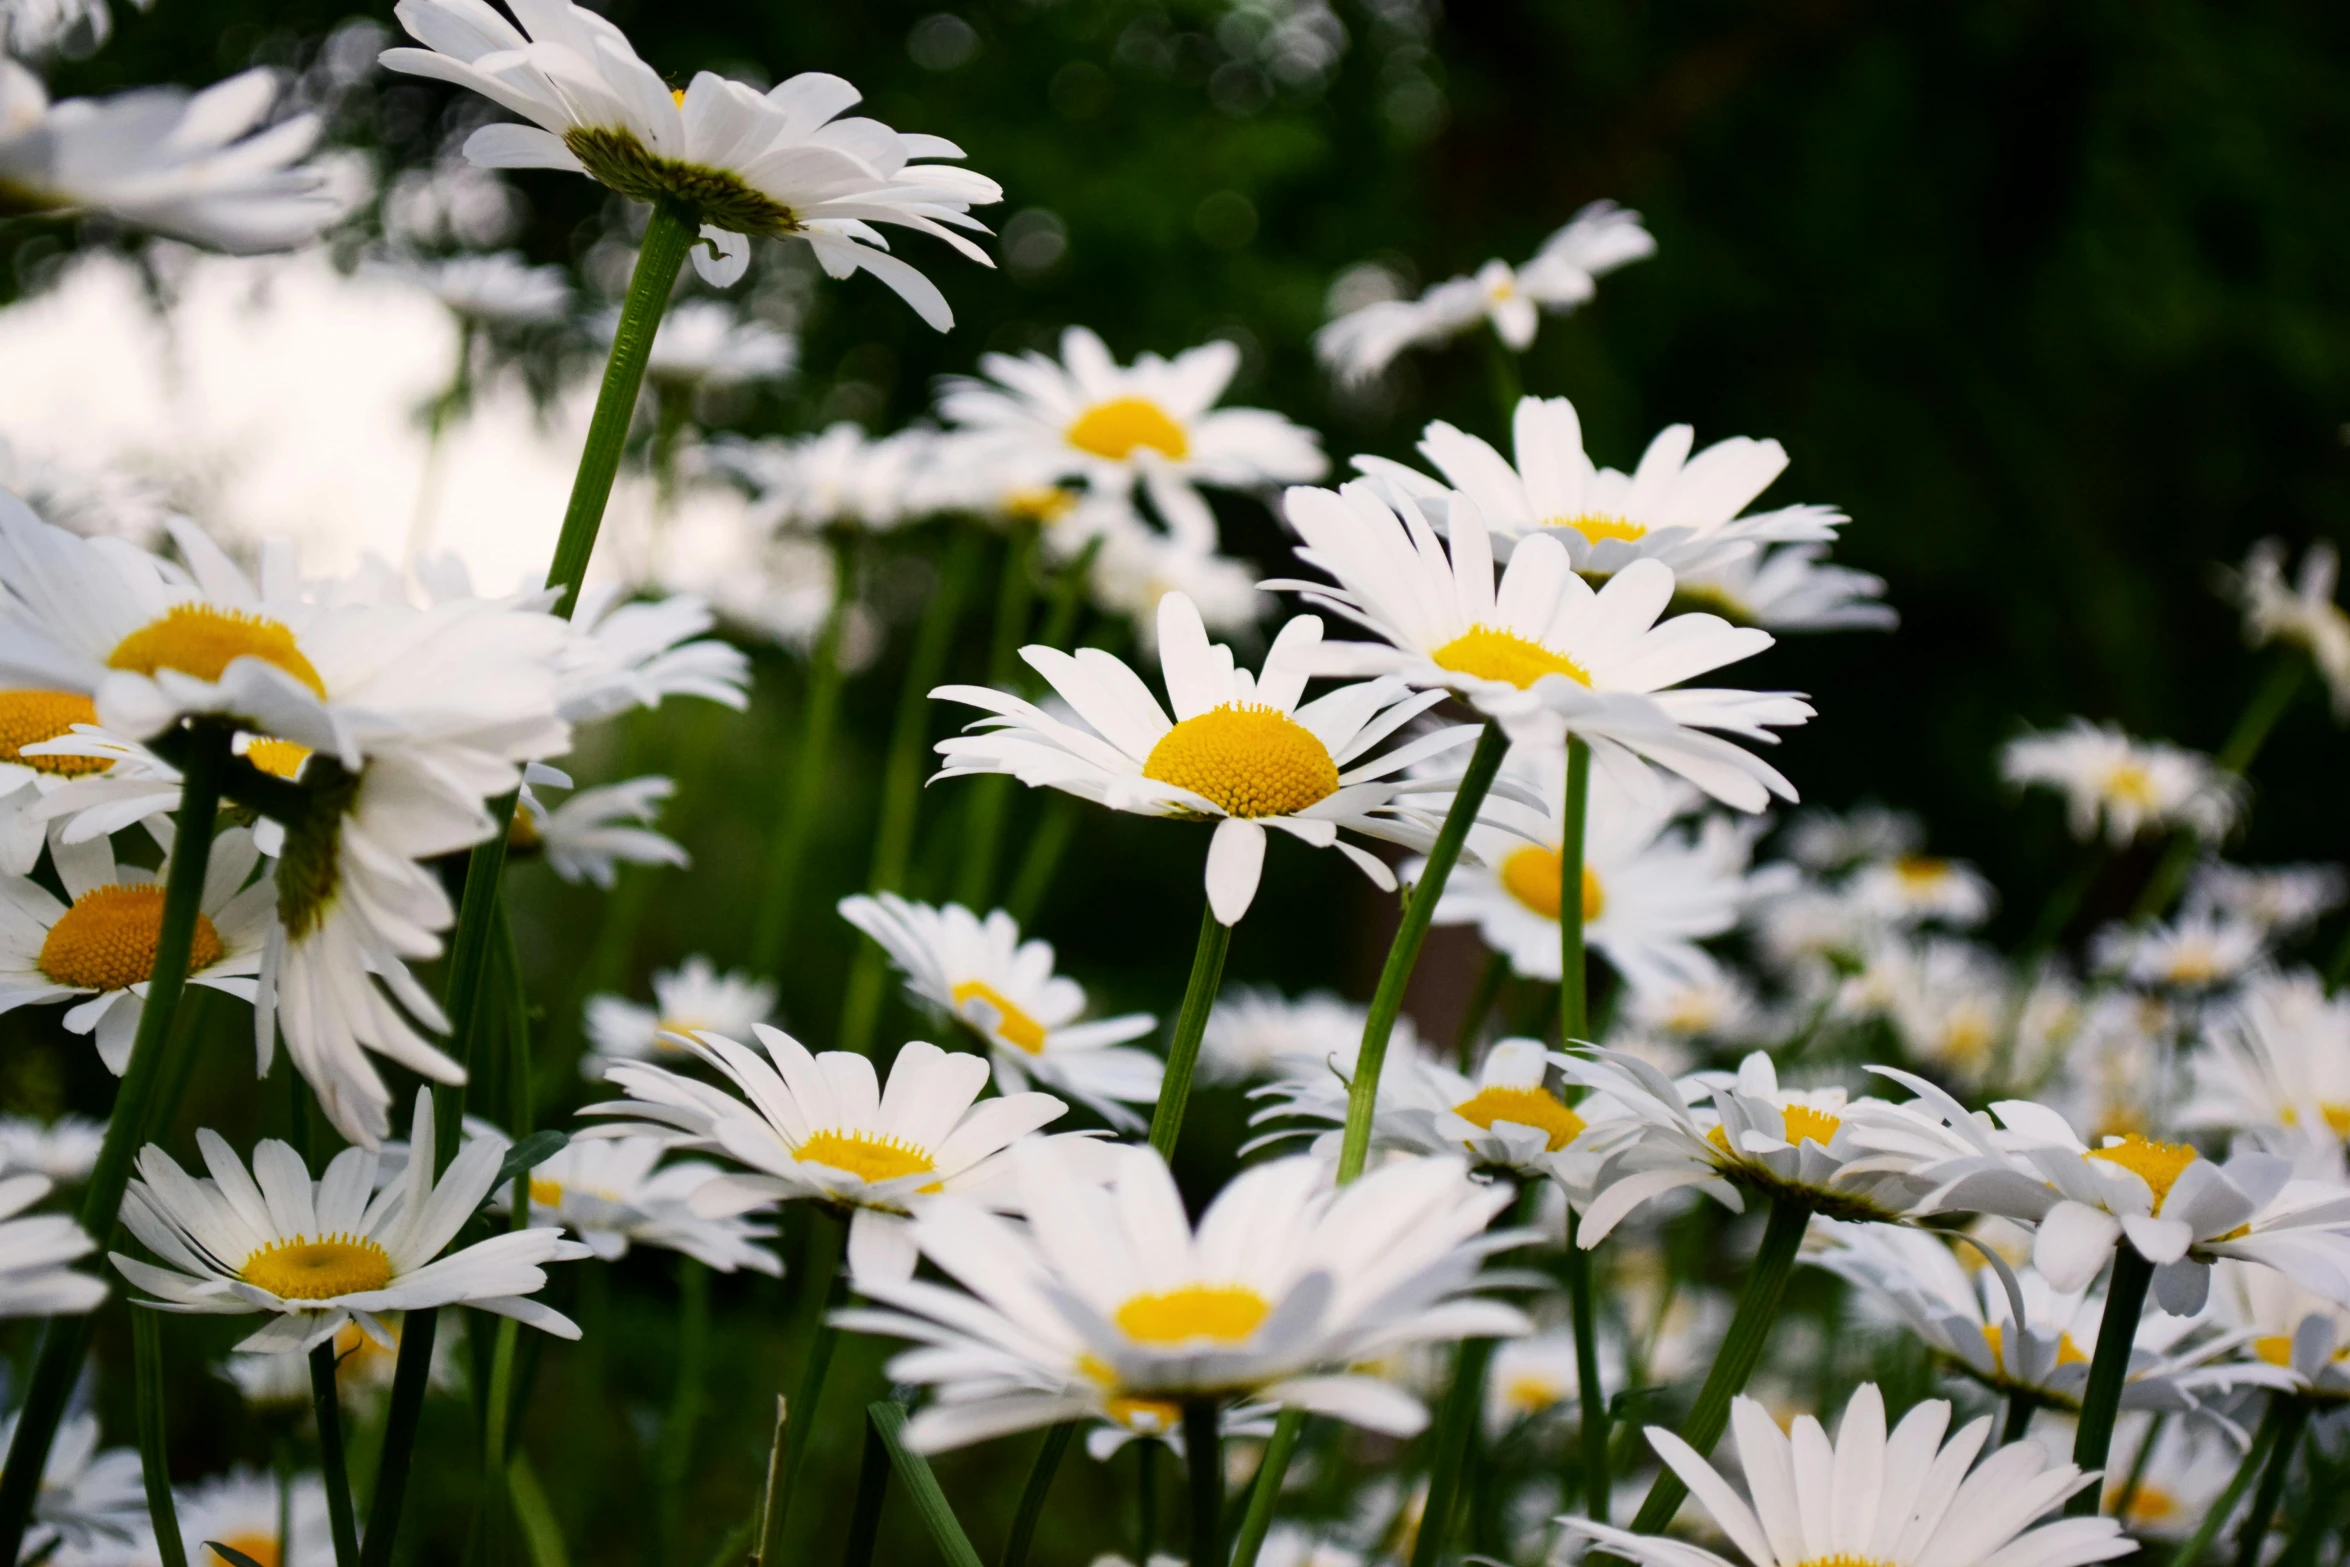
[2102,1413,2239,1540]
[2224,539,2350,718]
[554,586,750,723]
[1784,805,1922,871]
[1484,1327,1621,1437]
[3,1409,143,1562]
[581,954,774,1076]
[1198,986,1425,1084]
[2091,911,2265,992]
[1674,542,1896,633]
[0,1115,100,1183]
[2187,861,2345,939]
[375,250,572,327]
[0,62,350,252]
[0,0,149,58]
[0,1173,103,1318]
[0,437,169,546]
[1084,524,1265,646]
[708,424,935,534]
[1612,969,1767,1050]
[2040,991,2172,1143]
[154,1468,333,1567]
[513,776,686,888]
[220,1312,450,1412]
[2001,719,2240,845]
[628,299,796,390]
[2184,969,2350,1157]
[1844,937,2012,1089]
[493,1134,780,1274]
[1847,854,1995,929]
[2205,1257,2350,1402]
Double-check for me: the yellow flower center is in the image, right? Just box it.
[2255,1335,2295,1367]
[107,604,326,698]
[1114,1284,1272,1347]
[38,885,224,991]
[240,737,311,780]
[0,691,103,775]
[2160,946,2223,986]
[1708,1104,1842,1155]
[1502,1374,1563,1414]
[2085,1133,2199,1214]
[1430,626,1591,690]
[240,1235,393,1301]
[1003,486,1079,524]
[1979,1322,2088,1370]
[671,87,687,106]
[1141,704,1339,819]
[1543,514,1647,546]
[793,1130,940,1189]
[528,1177,564,1208]
[2279,1104,2350,1137]
[1894,854,1951,888]
[2118,1486,2178,1525]
[1066,397,1190,462]
[1498,846,1604,922]
[2102,762,2157,809]
[1451,1085,1586,1152]
[951,979,1049,1054]
[1939,1011,1997,1067]
[210,1535,281,1567]
[1106,1394,1182,1432]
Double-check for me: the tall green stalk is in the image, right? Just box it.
[1184,1400,1223,1567]
[2131,654,2306,922]
[1148,905,1233,1160]
[135,1312,189,1567]
[1628,1196,1811,1533]
[0,721,230,1561]
[649,1258,711,1566]
[2235,1396,2311,1566]
[751,530,857,974]
[312,1341,361,1567]
[998,1423,1075,1567]
[757,1214,848,1562]
[1564,1211,1608,1521]
[2175,1397,2284,1567]
[2066,1242,2155,1516]
[1409,1337,1497,1567]
[1557,735,1592,1044]
[1227,1411,1301,1567]
[954,523,1041,908]
[1454,953,1507,1068]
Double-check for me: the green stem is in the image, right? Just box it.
[751,531,856,974]
[1564,1209,1608,1522]
[1031,534,1102,666]
[312,1340,361,1567]
[1558,735,1591,1045]
[543,198,697,616]
[135,1312,189,1567]
[2113,1411,2164,1523]
[358,1306,439,1567]
[1002,797,1079,928]
[650,1258,710,1566]
[842,1406,893,1567]
[2132,654,2306,923]
[1340,721,1510,1182]
[1226,1411,1301,1567]
[997,1422,1074,1567]
[760,1216,848,1562]
[1148,904,1234,1160]
[1409,1337,1496,1567]
[1482,326,1525,433]
[2066,1242,2155,1516]
[0,721,230,1563]
[1628,1196,1811,1534]
[2174,1397,2284,1567]
[868,1401,983,1567]
[1138,1435,1160,1565]
[954,524,1041,908]
[1185,1400,1222,1567]
[2274,1444,2348,1567]
[2001,1389,2038,1446]
[1454,952,1508,1069]
[2236,1398,2311,1567]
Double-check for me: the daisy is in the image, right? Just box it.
[583,1028,1096,1283]
[838,894,1162,1130]
[1353,394,1843,578]
[1557,1384,2134,1567]
[0,1174,103,1318]
[2187,861,2344,939]
[2000,721,2240,846]
[512,776,687,889]
[158,1468,332,1567]
[1845,937,2013,1089]
[1485,1327,1620,1436]
[1674,542,1898,633]
[494,1134,781,1275]
[377,250,572,327]
[580,954,775,1077]
[553,586,752,724]
[381,0,1002,316]
[0,680,126,875]
[111,1088,591,1353]
[2041,994,2173,1145]
[630,299,796,391]
[2206,1258,2350,1402]
[2090,911,2264,992]
[1425,744,1762,991]
[1078,1401,1278,1462]
[2100,1415,2237,1540]
[1785,805,1924,872]
[937,326,1326,550]
[1613,967,1769,1051]
[0,1115,101,1184]
[707,425,937,534]
[932,594,1482,926]
[1848,855,1996,929]
[0,0,144,57]
[2183,969,2350,1157]
[833,1141,1528,1452]
[220,1313,451,1414]
[0,825,270,1073]
[1083,524,1268,646]
[1198,986,1427,1085]
[1274,481,1812,811]
[0,1410,143,1563]
[0,62,348,253]
[2224,539,2350,718]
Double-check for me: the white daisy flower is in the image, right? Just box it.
[0,825,270,1073]
[1484,1326,1620,1436]
[833,1141,1529,1452]
[1848,855,1996,929]
[219,1313,451,1414]
[1354,396,1842,580]
[2090,911,2264,992]
[2185,862,2344,939]
[2224,539,2350,719]
[0,1174,102,1318]
[512,776,687,889]
[1614,967,1769,1049]
[584,1028,1096,1284]
[380,0,1002,315]
[0,0,146,57]
[1785,805,1924,872]
[1274,482,1812,811]
[1,1410,143,1563]
[0,685,128,875]
[628,298,796,391]
[554,586,751,724]
[1083,524,1268,647]
[707,424,937,534]
[937,326,1326,550]
[2101,1414,2237,1540]
[1844,937,2013,1089]
[1557,1384,2135,1567]
[374,250,572,327]
[838,894,1162,1131]
[1674,542,1897,633]
[2001,720,2240,846]
[1425,743,1762,991]
[933,594,1484,926]
[111,1088,591,1353]
[580,954,775,1076]
[493,1134,780,1275]
[1198,986,1426,1085]
[0,1115,101,1184]
[2206,1257,2350,1401]
[156,1468,332,1567]
[0,62,348,253]
[2183,969,2350,1155]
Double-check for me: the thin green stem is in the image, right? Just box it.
[135,1312,189,1567]
[1409,1337,1496,1567]
[1340,721,1510,1182]
[997,1422,1075,1567]
[1558,735,1592,1045]
[868,1401,983,1567]
[1629,1196,1811,1534]
[1454,952,1508,1069]
[2275,1443,2349,1567]
[1564,1209,1608,1522]
[1482,326,1525,433]
[955,523,1041,908]
[2132,654,2306,923]
[650,1258,710,1567]
[0,721,230,1563]
[1149,904,1233,1160]
[1226,1412,1301,1567]
[760,1215,848,1561]
[2174,1397,2284,1567]
[751,531,856,974]
[2114,1412,2165,1523]
[312,1341,361,1567]
[2236,1397,2311,1567]
[1185,1400,1223,1567]
[749,1396,788,1567]
[1138,1435,1160,1565]
[2001,1389,2039,1446]
[359,1306,439,1567]
[2066,1242,2155,1516]
[842,1406,893,1567]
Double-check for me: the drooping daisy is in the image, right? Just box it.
[1353,396,1843,580]
[494,1134,781,1275]
[1275,482,1811,811]
[1673,542,1898,633]
[2183,969,2350,1158]
[2186,861,2345,940]
[838,894,1162,1130]
[381,0,1001,316]
[0,1409,143,1564]
[2224,539,2350,718]
[1425,743,1762,992]
[511,776,687,888]
[0,825,271,1073]
[2090,911,2264,992]
[937,326,1326,549]
[2000,720,2240,846]
[0,62,349,253]
[159,1468,332,1567]
[1557,1384,2134,1567]
[584,1028,1097,1283]
[0,1174,103,1318]
[1198,986,1427,1085]
[834,1141,1528,1452]
[112,1088,591,1353]
[0,1115,101,1184]
[580,954,776,1077]
[932,595,1482,925]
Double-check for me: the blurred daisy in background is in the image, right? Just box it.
[581,955,776,1078]
[2225,538,2350,718]
[158,1468,332,1567]
[512,775,687,888]
[495,1135,781,1275]
[1198,986,1425,1085]
[2001,719,2240,845]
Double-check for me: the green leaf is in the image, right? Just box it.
[206,1545,271,1567]
[493,1131,568,1193]
[866,1402,982,1567]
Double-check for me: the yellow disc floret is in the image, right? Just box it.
[1141,704,1339,819]
[1430,627,1591,690]
[2085,1133,2199,1214]
[1114,1284,1271,1347]
[38,885,224,991]
[108,604,326,698]
[240,1234,393,1301]
[1979,1322,2088,1372]
[793,1130,939,1188]
[952,979,1049,1054]
[240,736,312,781]
[528,1177,565,1208]
[1711,1104,1842,1155]
[2101,762,2157,810]
[0,691,103,775]
[1451,1085,1586,1151]
[1066,397,1190,462]
[1544,514,1648,546]
[1498,845,1604,922]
